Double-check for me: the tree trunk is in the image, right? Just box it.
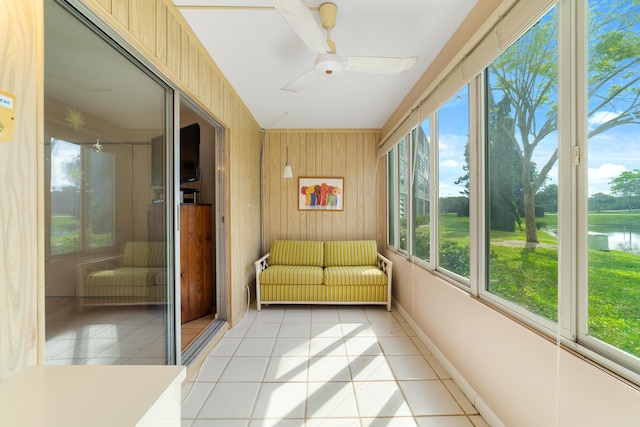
[523,183,538,243]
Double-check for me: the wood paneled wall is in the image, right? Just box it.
[0,1,40,379]
[262,130,381,253]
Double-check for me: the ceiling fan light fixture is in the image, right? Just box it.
[315,53,344,75]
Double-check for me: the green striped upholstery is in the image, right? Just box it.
[270,240,324,267]
[260,284,388,304]
[324,240,377,267]
[122,241,166,267]
[259,265,324,285]
[324,266,388,286]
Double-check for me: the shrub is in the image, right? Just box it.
[440,240,470,277]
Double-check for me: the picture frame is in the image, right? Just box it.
[298,177,344,211]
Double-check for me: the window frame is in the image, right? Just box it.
[48,138,117,258]
[383,0,640,385]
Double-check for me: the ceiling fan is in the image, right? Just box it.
[273,0,419,92]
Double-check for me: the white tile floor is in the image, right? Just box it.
[44,297,168,365]
[181,306,490,427]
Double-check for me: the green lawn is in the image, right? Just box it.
[438,211,640,358]
[544,210,640,227]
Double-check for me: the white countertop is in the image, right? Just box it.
[0,365,185,427]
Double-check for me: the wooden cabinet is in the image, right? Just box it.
[180,204,213,324]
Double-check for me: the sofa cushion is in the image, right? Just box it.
[86,267,166,288]
[324,240,377,267]
[324,266,388,286]
[269,240,324,267]
[259,265,324,285]
[122,241,166,267]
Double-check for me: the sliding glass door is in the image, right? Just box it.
[44,0,175,365]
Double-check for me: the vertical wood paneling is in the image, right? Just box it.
[210,70,220,115]
[166,9,181,73]
[364,133,379,237]
[263,130,380,248]
[129,0,155,54]
[288,132,300,238]
[331,133,346,238]
[377,156,387,246]
[180,28,189,83]
[188,39,198,93]
[95,0,112,12]
[357,133,365,238]
[155,2,167,65]
[345,134,358,240]
[200,53,211,107]
[111,0,128,29]
[297,132,308,246]
[0,0,39,379]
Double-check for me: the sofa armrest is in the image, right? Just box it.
[377,253,393,311]
[76,255,124,301]
[255,253,270,311]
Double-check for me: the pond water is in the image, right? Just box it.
[546,226,640,255]
[597,229,640,254]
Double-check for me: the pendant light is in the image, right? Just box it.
[282,127,293,178]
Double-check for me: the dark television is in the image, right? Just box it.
[180,123,201,184]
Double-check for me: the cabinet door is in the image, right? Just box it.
[189,205,212,320]
[180,206,191,324]
[180,204,212,324]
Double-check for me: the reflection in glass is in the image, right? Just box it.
[398,137,409,252]
[412,121,430,262]
[44,0,173,365]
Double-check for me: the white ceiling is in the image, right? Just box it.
[173,0,478,129]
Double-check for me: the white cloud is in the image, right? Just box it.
[588,110,621,131]
[438,133,467,159]
[588,163,627,195]
[442,159,459,168]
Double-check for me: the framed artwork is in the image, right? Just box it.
[298,177,344,211]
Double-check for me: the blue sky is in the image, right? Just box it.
[424,93,640,199]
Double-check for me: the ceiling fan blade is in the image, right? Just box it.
[345,56,418,74]
[280,68,319,92]
[273,0,330,55]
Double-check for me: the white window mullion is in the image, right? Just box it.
[431,113,439,269]
[573,0,589,346]
[557,0,580,341]
[470,75,484,297]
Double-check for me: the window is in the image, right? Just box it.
[438,86,470,278]
[582,0,640,365]
[49,139,114,255]
[412,121,431,262]
[484,5,559,322]
[384,0,640,384]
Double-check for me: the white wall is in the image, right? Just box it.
[385,251,640,427]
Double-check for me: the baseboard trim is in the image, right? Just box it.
[393,298,506,427]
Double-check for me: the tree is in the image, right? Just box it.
[488,1,640,242]
[536,184,558,213]
[589,192,616,211]
[610,169,640,210]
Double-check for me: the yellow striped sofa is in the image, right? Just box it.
[77,241,167,308]
[255,240,392,311]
